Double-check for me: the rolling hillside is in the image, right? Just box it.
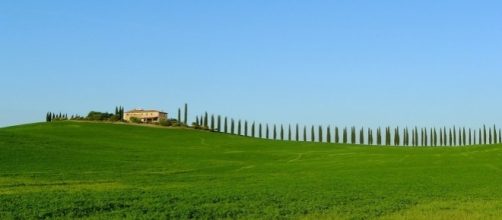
[1,122,502,219]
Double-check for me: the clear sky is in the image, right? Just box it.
[1,1,501,128]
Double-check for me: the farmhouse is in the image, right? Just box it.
[123,109,167,123]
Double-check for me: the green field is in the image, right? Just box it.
[1,122,502,219]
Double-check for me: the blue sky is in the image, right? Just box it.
[1,1,501,128]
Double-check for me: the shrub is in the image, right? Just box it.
[130,117,142,123]
[86,111,114,121]
[160,119,172,127]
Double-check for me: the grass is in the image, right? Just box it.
[1,121,502,219]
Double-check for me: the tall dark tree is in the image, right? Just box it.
[483,125,487,145]
[494,125,498,144]
[311,126,315,142]
[204,112,208,128]
[499,129,502,144]
[224,117,228,133]
[359,127,364,145]
[351,127,356,144]
[462,127,466,146]
[238,120,242,136]
[259,123,262,138]
[296,124,299,141]
[210,115,215,131]
[377,127,382,146]
[343,127,348,144]
[489,127,493,145]
[244,121,248,136]
[217,115,221,132]
[273,124,277,140]
[303,126,307,142]
[288,125,292,141]
[394,127,400,146]
[439,128,443,146]
[479,128,482,145]
[46,112,51,122]
[184,103,188,125]
[335,127,340,144]
[251,122,255,137]
[280,125,284,140]
[231,119,235,134]
[368,128,373,145]
[178,108,181,124]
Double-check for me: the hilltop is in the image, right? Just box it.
[1,121,502,219]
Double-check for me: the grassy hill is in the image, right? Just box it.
[1,122,502,219]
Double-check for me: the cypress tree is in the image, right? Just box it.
[385,127,390,146]
[351,127,356,144]
[483,125,487,145]
[184,103,188,125]
[259,123,262,138]
[335,127,339,144]
[489,127,492,145]
[311,126,315,142]
[327,126,331,143]
[462,127,466,146]
[210,115,215,131]
[178,108,181,124]
[224,117,228,133]
[453,126,457,146]
[244,121,248,136]
[343,127,348,144]
[273,125,277,140]
[217,115,221,132]
[296,124,299,141]
[359,128,364,145]
[238,120,242,136]
[204,112,208,128]
[411,128,415,146]
[377,128,382,146]
[280,125,284,140]
[251,122,255,137]
[231,119,235,134]
[499,129,502,144]
[439,128,443,146]
[494,125,498,144]
[288,125,292,141]
[394,127,399,146]
[303,126,307,142]
[479,128,482,145]
[368,128,373,145]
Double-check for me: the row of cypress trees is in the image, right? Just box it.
[192,113,500,146]
[46,112,85,122]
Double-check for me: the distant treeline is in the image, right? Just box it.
[192,112,500,146]
[46,106,125,122]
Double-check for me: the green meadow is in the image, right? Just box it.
[1,121,502,219]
